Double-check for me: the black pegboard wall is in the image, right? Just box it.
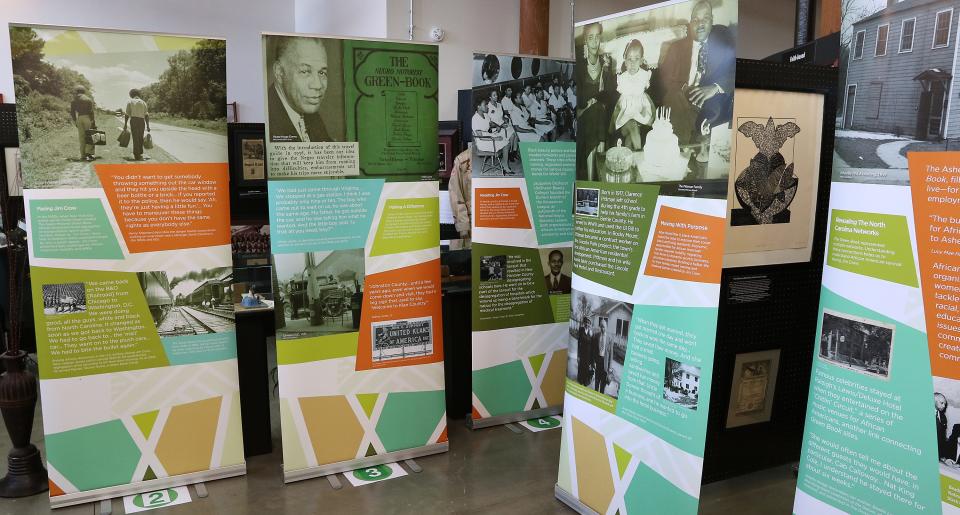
[702,60,838,483]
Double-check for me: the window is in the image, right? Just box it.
[616,319,629,338]
[854,30,866,59]
[876,24,889,55]
[934,9,953,48]
[866,82,883,119]
[900,18,916,52]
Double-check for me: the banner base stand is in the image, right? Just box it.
[504,423,523,434]
[50,464,247,509]
[98,499,111,515]
[283,442,448,484]
[403,459,422,473]
[325,474,343,490]
[554,484,599,515]
[467,406,562,430]
[193,482,208,498]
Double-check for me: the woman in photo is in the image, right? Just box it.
[509,90,542,143]
[611,39,656,151]
[481,54,500,84]
[521,84,537,109]
[578,22,616,180]
[487,90,517,152]
[471,98,511,171]
[549,84,570,137]
[501,85,519,119]
[530,89,556,142]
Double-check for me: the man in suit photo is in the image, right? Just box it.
[938,393,950,461]
[268,37,335,143]
[652,0,735,145]
[594,318,613,394]
[577,316,594,387]
[544,249,572,295]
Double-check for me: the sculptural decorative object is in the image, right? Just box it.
[732,117,801,225]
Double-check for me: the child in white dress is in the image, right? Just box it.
[612,39,655,151]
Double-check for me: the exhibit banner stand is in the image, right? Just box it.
[9,24,245,508]
[792,0,960,513]
[261,33,448,484]
[555,0,738,512]
[468,52,575,429]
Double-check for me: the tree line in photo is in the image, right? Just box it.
[10,26,227,143]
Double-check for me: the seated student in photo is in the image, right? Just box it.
[567,81,577,110]
[548,84,569,135]
[521,84,537,109]
[509,91,543,143]
[501,85,519,118]
[471,98,512,170]
[529,89,556,141]
[487,90,518,159]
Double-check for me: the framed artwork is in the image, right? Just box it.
[723,87,825,268]
[228,123,267,189]
[725,349,781,428]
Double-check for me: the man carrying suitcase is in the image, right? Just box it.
[70,85,97,161]
[124,88,151,161]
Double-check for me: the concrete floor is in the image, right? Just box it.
[0,355,798,515]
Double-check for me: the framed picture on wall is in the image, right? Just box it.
[723,87,826,268]
[228,123,267,189]
[725,349,781,428]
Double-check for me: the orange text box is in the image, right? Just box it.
[474,188,532,229]
[909,152,960,377]
[643,206,724,284]
[96,163,230,253]
[356,259,444,371]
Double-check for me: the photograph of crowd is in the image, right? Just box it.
[819,309,894,379]
[231,225,271,266]
[574,0,737,197]
[566,290,633,398]
[471,54,575,177]
[41,282,86,315]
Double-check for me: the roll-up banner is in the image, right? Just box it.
[555,0,737,512]
[794,1,960,513]
[261,33,446,483]
[468,52,575,428]
[10,24,244,507]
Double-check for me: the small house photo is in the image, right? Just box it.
[663,358,701,410]
[819,309,894,379]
